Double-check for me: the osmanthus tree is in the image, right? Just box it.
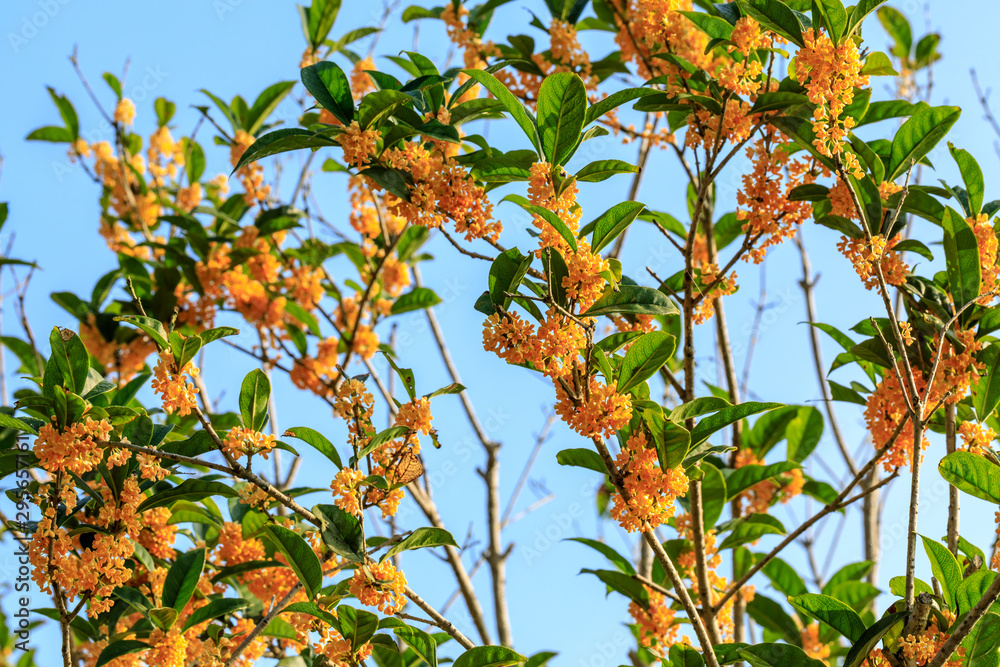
[5,0,1000,665]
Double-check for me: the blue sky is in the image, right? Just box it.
[2,0,1000,665]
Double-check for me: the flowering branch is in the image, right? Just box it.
[925,572,1000,667]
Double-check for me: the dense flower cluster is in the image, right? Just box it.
[151,350,200,416]
[737,134,815,263]
[381,140,501,242]
[223,426,277,460]
[793,29,869,169]
[610,432,689,531]
[837,234,909,290]
[34,417,112,475]
[628,587,680,658]
[959,420,996,454]
[971,213,1000,304]
[733,449,804,515]
[350,560,407,614]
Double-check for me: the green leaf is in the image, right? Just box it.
[384,526,459,560]
[939,450,1000,505]
[679,10,735,39]
[877,6,911,58]
[182,598,250,631]
[700,462,728,529]
[239,369,271,432]
[725,461,799,501]
[566,537,636,575]
[580,568,650,608]
[845,0,889,38]
[394,626,438,666]
[812,0,847,43]
[462,69,540,152]
[942,206,982,308]
[747,595,802,646]
[889,575,933,598]
[955,570,998,617]
[392,287,442,315]
[859,51,897,76]
[26,126,74,143]
[973,346,1000,420]
[518,202,578,253]
[357,89,413,130]
[357,426,410,460]
[536,72,587,166]
[718,514,786,550]
[281,600,339,627]
[738,644,827,667]
[113,315,168,350]
[584,87,659,125]
[617,331,677,394]
[162,548,206,611]
[233,128,338,171]
[691,402,783,447]
[96,640,149,667]
[574,159,640,183]
[582,285,678,318]
[247,81,296,134]
[453,646,527,667]
[589,201,645,254]
[920,534,962,610]
[149,607,180,631]
[762,557,808,599]
[669,644,706,667]
[670,397,731,422]
[887,103,961,181]
[788,593,866,642]
[489,247,533,310]
[301,62,354,125]
[283,427,342,468]
[264,524,324,599]
[556,448,606,474]
[338,606,379,653]
[843,612,908,667]
[314,504,365,562]
[961,610,1000,664]
[137,480,239,512]
[750,92,811,114]
[737,0,806,47]
[949,143,985,216]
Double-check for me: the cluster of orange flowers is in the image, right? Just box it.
[314,615,374,666]
[896,617,964,666]
[610,431,689,531]
[959,420,996,455]
[793,29,869,171]
[971,212,1000,304]
[737,133,816,264]
[800,623,830,660]
[718,18,771,96]
[349,560,407,614]
[223,425,277,460]
[674,513,745,641]
[151,349,200,416]
[34,417,113,475]
[611,0,712,83]
[628,587,680,658]
[837,234,909,290]
[381,139,501,242]
[732,448,805,515]
[29,471,144,615]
